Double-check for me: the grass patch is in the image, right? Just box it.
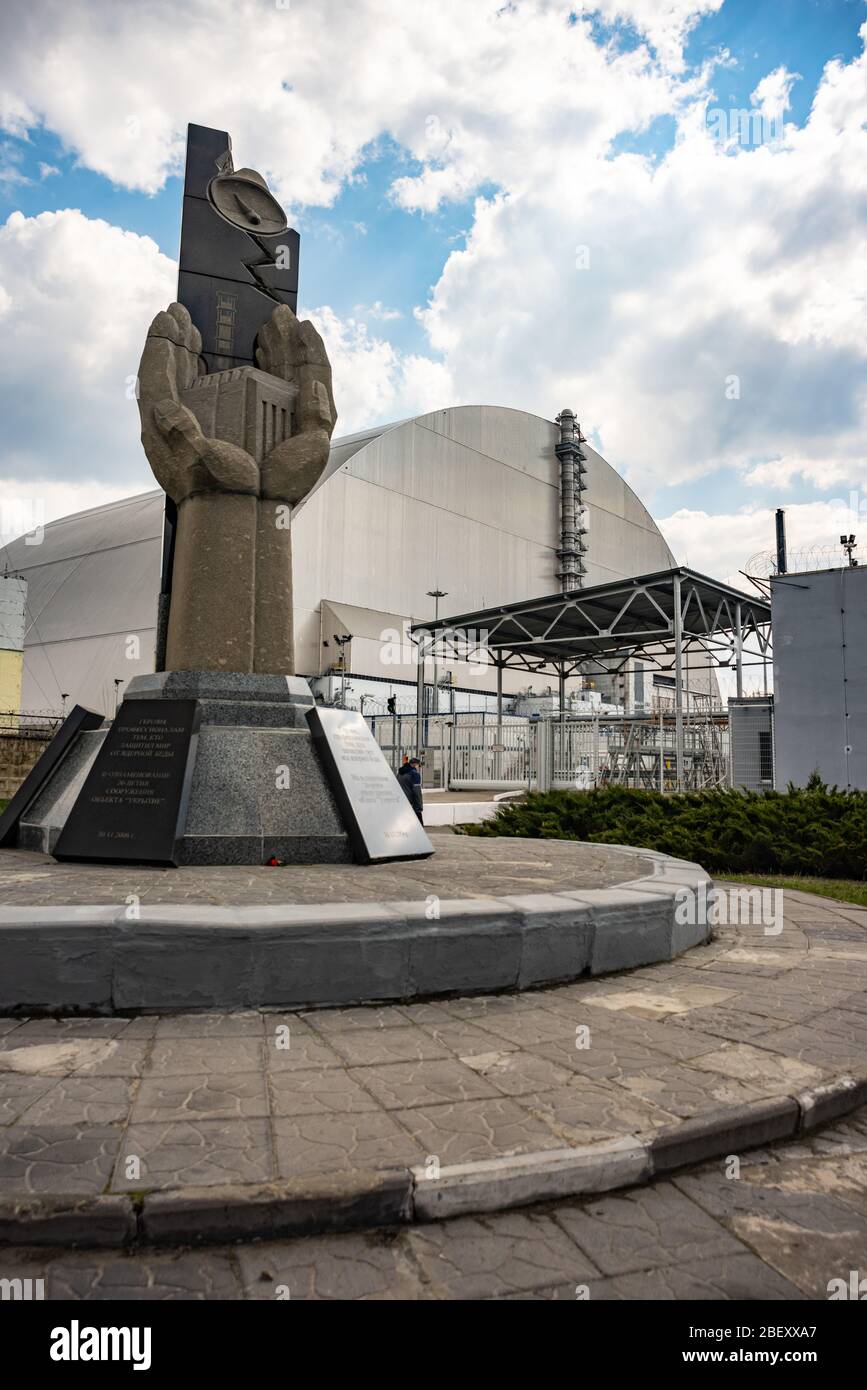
[716,872,867,909]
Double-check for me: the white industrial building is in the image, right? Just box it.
[771,564,867,790]
[1,404,713,718]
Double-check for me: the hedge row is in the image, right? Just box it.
[462,780,867,878]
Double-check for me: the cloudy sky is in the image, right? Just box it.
[0,0,865,583]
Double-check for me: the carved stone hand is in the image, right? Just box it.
[137,300,337,675]
[256,303,337,503]
[137,302,260,501]
[138,301,337,506]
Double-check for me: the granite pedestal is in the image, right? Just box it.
[20,674,352,867]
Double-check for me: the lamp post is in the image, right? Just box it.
[427,589,447,717]
[333,633,352,705]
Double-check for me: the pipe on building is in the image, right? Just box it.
[775,508,787,576]
[555,408,588,592]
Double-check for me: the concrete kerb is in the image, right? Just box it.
[139,1169,413,1246]
[411,1136,650,1222]
[0,846,713,1013]
[3,1072,863,1249]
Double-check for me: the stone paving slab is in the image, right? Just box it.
[0,836,653,906]
[3,1106,865,1299]
[0,886,865,1245]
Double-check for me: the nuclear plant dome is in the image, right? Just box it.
[1,404,709,716]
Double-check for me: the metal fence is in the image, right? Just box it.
[364,710,732,793]
[367,712,451,787]
[551,717,600,788]
[366,711,535,789]
[449,720,536,789]
[728,697,774,792]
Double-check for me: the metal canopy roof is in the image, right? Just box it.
[410,567,772,676]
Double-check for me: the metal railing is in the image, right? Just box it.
[449,720,536,789]
[368,710,734,794]
[366,710,537,789]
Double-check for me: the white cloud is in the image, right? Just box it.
[658,496,867,585]
[0,0,708,208]
[0,208,175,489]
[0,92,33,139]
[0,0,864,566]
[415,30,867,500]
[0,141,31,190]
[592,0,723,70]
[303,304,453,432]
[0,202,449,536]
[750,64,800,122]
[744,456,866,490]
[0,478,148,547]
[355,300,402,321]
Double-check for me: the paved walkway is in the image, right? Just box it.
[4,1105,867,1298]
[1,887,866,1215]
[0,835,648,905]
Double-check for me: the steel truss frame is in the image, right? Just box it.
[410,567,772,791]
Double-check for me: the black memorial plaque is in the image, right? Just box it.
[307,706,434,865]
[0,705,104,848]
[53,700,200,866]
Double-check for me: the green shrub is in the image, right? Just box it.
[463,783,867,878]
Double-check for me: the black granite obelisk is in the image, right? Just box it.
[177,123,300,374]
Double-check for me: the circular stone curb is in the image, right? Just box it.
[2,1073,864,1250]
[0,845,711,1014]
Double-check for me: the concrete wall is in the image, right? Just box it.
[0,649,24,721]
[771,566,867,790]
[0,732,50,801]
[0,574,27,717]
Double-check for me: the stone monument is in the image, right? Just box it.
[139,296,334,674]
[14,124,433,868]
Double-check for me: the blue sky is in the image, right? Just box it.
[0,127,483,359]
[6,3,862,323]
[0,0,865,578]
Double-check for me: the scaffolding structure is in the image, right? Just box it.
[596,712,729,791]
